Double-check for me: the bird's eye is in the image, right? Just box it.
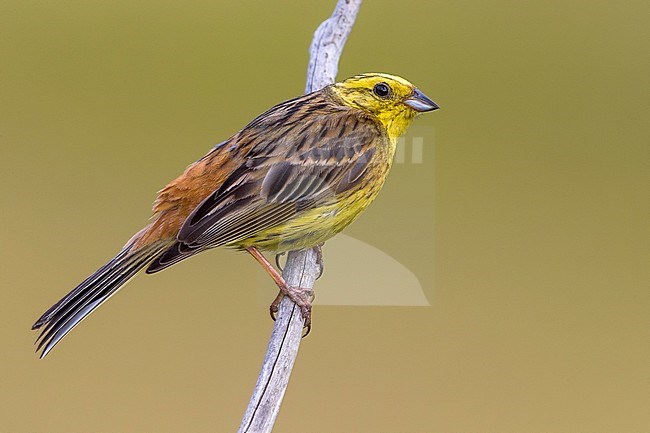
[373,82,391,98]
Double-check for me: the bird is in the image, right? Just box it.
[32,73,439,358]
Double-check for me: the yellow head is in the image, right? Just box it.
[329,73,439,139]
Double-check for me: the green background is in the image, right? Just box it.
[1,0,647,432]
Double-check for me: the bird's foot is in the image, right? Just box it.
[274,252,286,272]
[269,285,314,336]
[269,291,284,321]
[275,245,323,277]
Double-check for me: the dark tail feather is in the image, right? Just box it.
[145,241,203,274]
[32,240,170,358]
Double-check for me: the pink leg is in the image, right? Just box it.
[246,247,313,332]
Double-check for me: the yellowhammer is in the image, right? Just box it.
[33,73,438,357]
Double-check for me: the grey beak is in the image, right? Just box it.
[404,88,439,112]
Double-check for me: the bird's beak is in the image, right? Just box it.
[404,88,439,112]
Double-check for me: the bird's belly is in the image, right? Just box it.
[235,187,380,252]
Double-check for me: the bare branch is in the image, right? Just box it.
[306,0,363,93]
[238,1,362,432]
[238,251,319,433]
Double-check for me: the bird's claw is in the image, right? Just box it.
[275,246,322,278]
[288,286,313,337]
[300,303,312,337]
[269,291,284,321]
[275,252,286,272]
[268,285,313,336]
[314,244,324,280]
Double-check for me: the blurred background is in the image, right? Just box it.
[1,0,647,432]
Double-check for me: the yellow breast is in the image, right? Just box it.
[236,136,398,252]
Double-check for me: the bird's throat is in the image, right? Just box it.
[379,110,417,141]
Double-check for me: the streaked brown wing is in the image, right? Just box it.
[146,97,383,272]
[181,109,380,246]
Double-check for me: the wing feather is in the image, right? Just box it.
[147,99,385,271]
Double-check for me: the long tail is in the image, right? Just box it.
[32,240,171,358]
